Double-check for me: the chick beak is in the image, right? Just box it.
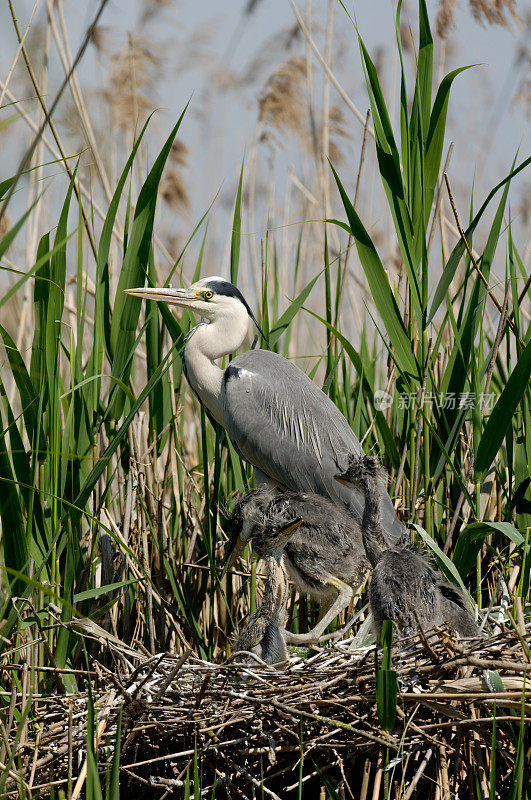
[279,517,303,538]
[220,531,244,578]
[334,472,350,486]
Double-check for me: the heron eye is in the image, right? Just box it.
[203,290,213,300]
[272,527,277,533]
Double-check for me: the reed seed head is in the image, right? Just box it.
[258,58,308,141]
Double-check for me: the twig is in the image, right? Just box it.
[402,748,433,800]
[70,690,116,800]
[288,0,374,132]
[1,0,110,257]
[409,339,433,521]
[0,0,40,108]
[482,281,510,415]
[443,173,522,344]
[335,108,371,325]
[427,143,454,260]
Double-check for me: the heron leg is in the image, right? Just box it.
[283,575,353,644]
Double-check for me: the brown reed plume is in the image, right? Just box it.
[258,57,308,144]
[437,0,458,37]
[469,0,519,26]
[107,34,162,130]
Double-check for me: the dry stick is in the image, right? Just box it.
[20,664,28,749]
[438,744,451,800]
[13,14,47,368]
[47,0,113,202]
[335,108,371,326]
[395,705,455,754]
[402,748,433,800]
[224,691,399,750]
[371,748,384,800]
[0,76,175,281]
[2,0,110,257]
[482,281,510,415]
[514,597,527,641]
[67,704,73,799]
[0,756,31,795]
[444,173,522,346]
[507,271,531,323]
[359,759,371,800]
[394,427,410,503]
[409,339,433,522]
[131,420,155,654]
[8,0,49,362]
[288,0,374,132]
[321,0,335,228]
[444,282,510,552]
[70,690,116,800]
[27,725,42,793]
[0,688,16,770]
[444,438,476,554]
[0,0,40,107]
[471,705,490,799]
[427,143,454,261]
[151,648,193,704]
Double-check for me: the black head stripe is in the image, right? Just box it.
[205,280,270,350]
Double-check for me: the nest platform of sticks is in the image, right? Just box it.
[2,621,530,799]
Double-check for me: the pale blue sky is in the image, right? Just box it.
[0,0,529,288]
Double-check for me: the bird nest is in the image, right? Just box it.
[2,622,530,799]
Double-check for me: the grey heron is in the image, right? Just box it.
[335,455,479,641]
[224,488,370,643]
[125,277,405,545]
[231,516,302,664]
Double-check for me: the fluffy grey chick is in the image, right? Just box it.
[335,455,479,642]
[223,489,370,644]
[231,516,302,664]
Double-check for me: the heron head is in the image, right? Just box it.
[221,490,273,576]
[261,516,303,553]
[334,453,381,488]
[125,277,267,340]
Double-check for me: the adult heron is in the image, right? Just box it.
[125,276,405,545]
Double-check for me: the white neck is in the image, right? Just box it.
[183,304,251,424]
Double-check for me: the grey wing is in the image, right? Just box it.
[223,350,405,546]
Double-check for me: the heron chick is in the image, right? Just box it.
[224,489,370,644]
[335,455,479,642]
[231,516,302,664]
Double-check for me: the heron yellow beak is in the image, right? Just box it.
[124,286,200,306]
